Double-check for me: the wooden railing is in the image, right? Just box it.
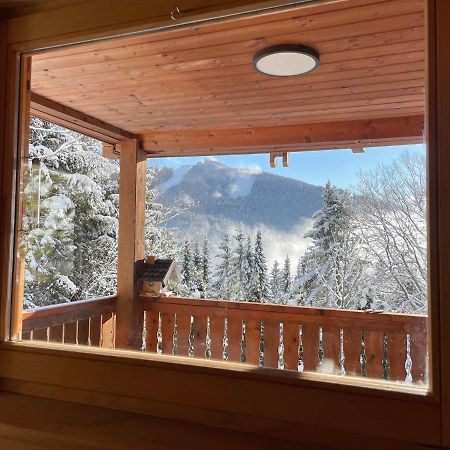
[20,294,428,383]
[142,296,428,383]
[22,296,116,348]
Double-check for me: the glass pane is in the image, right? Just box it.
[14,0,429,390]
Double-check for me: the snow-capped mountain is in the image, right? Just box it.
[151,160,323,247]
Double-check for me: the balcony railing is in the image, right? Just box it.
[22,294,428,383]
[22,296,116,348]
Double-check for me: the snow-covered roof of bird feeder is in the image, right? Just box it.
[137,257,181,287]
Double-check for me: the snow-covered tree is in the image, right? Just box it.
[202,239,211,297]
[24,117,119,307]
[144,168,181,260]
[269,260,282,304]
[252,230,269,302]
[181,239,193,291]
[296,182,368,309]
[354,152,427,313]
[213,234,234,300]
[282,255,291,294]
[231,229,247,300]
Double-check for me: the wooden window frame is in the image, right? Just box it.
[0,0,448,447]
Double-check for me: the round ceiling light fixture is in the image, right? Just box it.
[253,44,320,77]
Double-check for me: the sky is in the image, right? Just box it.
[149,144,426,189]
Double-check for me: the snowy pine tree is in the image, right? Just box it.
[253,230,268,302]
[202,239,211,297]
[282,256,291,294]
[231,230,246,300]
[269,260,282,304]
[213,234,234,300]
[297,182,368,309]
[181,239,193,292]
[24,117,120,307]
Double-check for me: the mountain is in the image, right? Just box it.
[151,160,324,251]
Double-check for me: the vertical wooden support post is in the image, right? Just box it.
[116,139,146,349]
[10,55,32,341]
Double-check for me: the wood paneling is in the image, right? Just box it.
[29,0,425,148]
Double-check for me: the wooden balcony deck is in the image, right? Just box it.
[21,295,428,384]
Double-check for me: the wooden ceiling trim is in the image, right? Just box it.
[141,115,424,156]
[30,93,137,144]
[31,0,412,62]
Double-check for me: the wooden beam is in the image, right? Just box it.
[116,139,146,350]
[141,116,424,157]
[30,92,136,144]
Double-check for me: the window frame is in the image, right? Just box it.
[0,0,448,447]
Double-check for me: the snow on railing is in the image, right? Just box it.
[142,295,428,384]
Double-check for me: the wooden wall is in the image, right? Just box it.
[0,1,449,449]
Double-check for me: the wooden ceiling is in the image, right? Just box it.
[0,0,82,19]
[30,0,425,155]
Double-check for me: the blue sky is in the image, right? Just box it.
[149,144,426,188]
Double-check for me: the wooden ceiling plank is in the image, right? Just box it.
[31,0,422,73]
[92,97,425,124]
[31,18,424,77]
[32,67,425,103]
[126,108,425,131]
[30,92,136,144]
[32,51,424,101]
[30,0,397,62]
[35,77,425,115]
[141,116,424,156]
[31,13,424,80]
[31,62,425,100]
[66,84,425,114]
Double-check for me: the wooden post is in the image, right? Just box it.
[115,139,146,350]
[10,55,32,341]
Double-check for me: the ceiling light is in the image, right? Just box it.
[253,44,320,77]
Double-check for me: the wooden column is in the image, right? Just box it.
[115,139,146,350]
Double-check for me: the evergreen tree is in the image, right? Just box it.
[24,117,120,307]
[202,239,211,297]
[191,241,203,294]
[282,255,291,294]
[231,229,246,300]
[243,235,259,302]
[213,234,233,300]
[297,182,367,309]
[269,260,282,304]
[181,239,193,291]
[253,230,268,302]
